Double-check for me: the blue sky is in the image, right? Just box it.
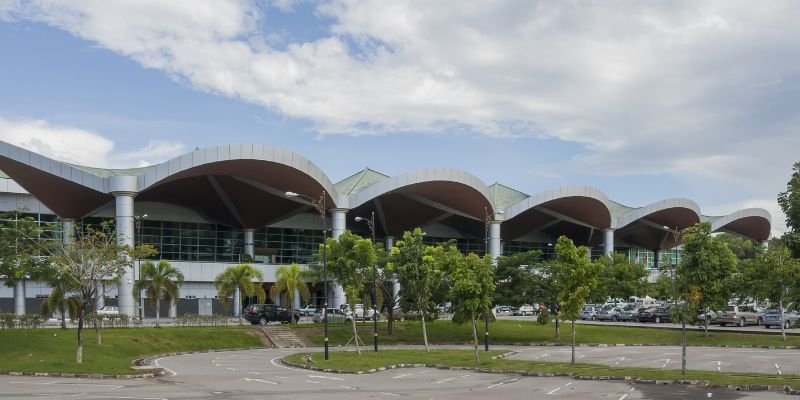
[1,1,797,236]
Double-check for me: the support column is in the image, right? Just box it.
[110,176,138,318]
[586,247,593,260]
[654,250,662,270]
[603,229,614,256]
[233,287,241,317]
[330,208,348,308]
[14,280,25,316]
[386,236,400,303]
[243,228,255,261]
[488,213,503,263]
[62,218,75,245]
[169,303,177,318]
[95,281,105,310]
[293,288,301,310]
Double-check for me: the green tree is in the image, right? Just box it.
[48,222,155,363]
[0,210,54,314]
[38,267,78,329]
[451,252,495,365]
[553,236,600,364]
[779,161,800,257]
[269,263,312,318]
[132,260,184,328]
[493,250,544,306]
[391,228,441,352]
[673,222,737,374]
[374,243,400,335]
[593,252,648,304]
[740,245,800,341]
[325,231,375,355]
[214,263,266,326]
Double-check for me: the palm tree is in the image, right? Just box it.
[214,263,266,325]
[39,284,80,329]
[133,260,185,328]
[268,263,312,317]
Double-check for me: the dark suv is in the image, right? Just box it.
[243,304,300,325]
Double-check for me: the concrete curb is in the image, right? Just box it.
[279,355,800,395]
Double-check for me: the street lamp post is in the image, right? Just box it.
[134,214,148,320]
[355,212,378,352]
[483,207,490,352]
[286,191,329,360]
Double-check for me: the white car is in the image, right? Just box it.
[517,304,536,316]
[354,304,376,320]
[96,306,119,315]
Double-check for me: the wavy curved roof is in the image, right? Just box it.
[0,140,773,243]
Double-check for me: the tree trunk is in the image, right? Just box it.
[59,302,67,330]
[571,319,576,365]
[780,297,786,342]
[76,303,85,364]
[156,298,161,328]
[555,314,561,341]
[93,312,102,345]
[387,307,395,335]
[351,309,361,356]
[471,315,480,365]
[704,315,709,338]
[238,290,243,326]
[681,320,687,375]
[421,312,430,352]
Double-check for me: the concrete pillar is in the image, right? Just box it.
[110,175,138,318]
[293,288,301,310]
[14,279,25,316]
[62,218,75,245]
[386,236,400,305]
[654,250,662,270]
[169,302,177,318]
[330,208,347,308]
[488,213,503,264]
[586,247,592,260]
[95,281,105,310]
[243,229,255,261]
[233,286,241,317]
[603,229,614,256]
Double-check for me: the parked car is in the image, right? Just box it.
[312,308,353,323]
[580,305,601,321]
[697,309,718,325]
[517,304,536,316]
[243,304,300,325]
[354,304,376,321]
[617,305,638,322]
[762,309,800,329]
[631,306,656,322]
[717,305,762,327]
[495,305,512,314]
[637,307,671,323]
[297,305,319,316]
[95,306,119,315]
[596,306,624,322]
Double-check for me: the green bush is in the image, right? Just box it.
[537,308,551,325]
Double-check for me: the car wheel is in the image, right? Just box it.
[612,316,618,322]
[634,317,639,323]
[655,316,661,324]
[765,324,770,329]
[591,316,596,321]
[719,323,726,327]
[785,320,791,329]
[258,317,268,326]
[738,318,745,327]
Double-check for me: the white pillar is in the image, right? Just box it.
[293,288,301,309]
[62,218,75,245]
[110,175,138,318]
[488,213,503,263]
[95,281,105,310]
[169,302,177,318]
[14,279,25,316]
[386,236,400,303]
[586,247,593,260]
[330,208,347,308]
[243,228,255,261]
[233,286,241,317]
[603,229,614,256]
[654,250,662,270]
[761,240,769,248]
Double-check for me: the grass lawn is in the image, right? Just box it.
[0,326,262,375]
[284,349,800,387]
[289,319,800,348]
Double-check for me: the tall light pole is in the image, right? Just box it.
[483,207,490,351]
[355,212,378,352]
[134,214,148,320]
[286,190,329,360]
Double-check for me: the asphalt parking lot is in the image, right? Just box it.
[0,347,794,400]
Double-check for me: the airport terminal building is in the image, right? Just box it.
[0,141,772,317]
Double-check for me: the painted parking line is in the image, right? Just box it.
[308,375,344,381]
[487,378,518,389]
[661,358,670,368]
[546,387,561,395]
[244,378,277,385]
[775,363,782,375]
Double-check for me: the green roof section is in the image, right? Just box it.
[334,168,390,196]
[488,182,529,212]
[607,199,636,220]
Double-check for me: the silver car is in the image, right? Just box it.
[763,309,800,329]
[596,306,624,322]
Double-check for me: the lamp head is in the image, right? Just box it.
[355,216,364,222]
[285,191,299,197]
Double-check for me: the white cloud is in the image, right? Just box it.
[0,117,186,168]
[3,1,798,233]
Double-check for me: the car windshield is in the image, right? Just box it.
[765,309,780,314]
[723,306,735,312]
[582,306,593,311]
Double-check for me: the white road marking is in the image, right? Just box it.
[715,361,721,372]
[578,355,586,359]
[86,397,167,400]
[629,387,635,392]
[436,377,457,384]
[269,357,304,371]
[565,382,572,387]
[487,378,518,389]
[775,363,782,375]
[226,368,236,371]
[153,357,177,377]
[661,359,670,368]
[546,387,561,395]
[393,373,411,379]
[248,372,261,375]
[244,378,277,385]
[305,380,320,384]
[309,375,344,381]
[614,357,625,366]
[618,394,629,400]
[340,386,356,389]
[9,381,124,389]
[381,392,401,397]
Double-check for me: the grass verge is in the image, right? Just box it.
[284,349,800,387]
[289,319,800,348]
[0,326,261,375]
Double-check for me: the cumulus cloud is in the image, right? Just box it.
[0,117,186,168]
[2,1,798,233]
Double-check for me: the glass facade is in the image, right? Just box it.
[253,227,325,265]
[422,236,486,256]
